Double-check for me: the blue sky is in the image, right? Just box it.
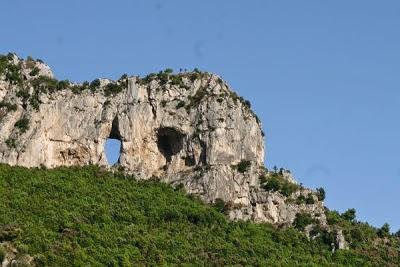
[1,0,400,231]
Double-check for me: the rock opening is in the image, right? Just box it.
[105,116,122,165]
[105,139,121,165]
[157,127,184,163]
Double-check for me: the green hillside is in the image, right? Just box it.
[0,165,399,266]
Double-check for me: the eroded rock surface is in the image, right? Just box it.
[0,54,328,228]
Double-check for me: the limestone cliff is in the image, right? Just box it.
[0,54,330,230]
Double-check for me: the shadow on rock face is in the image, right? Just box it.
[157,127,184,163]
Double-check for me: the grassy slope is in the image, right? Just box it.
[0,165,397,266]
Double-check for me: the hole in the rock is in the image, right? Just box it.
[157,127,184,163]
[105,138,121,165]
[105,116,122,166]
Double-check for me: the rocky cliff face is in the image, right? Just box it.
[0,54,329,229]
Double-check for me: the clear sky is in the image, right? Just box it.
[1,0,399,231]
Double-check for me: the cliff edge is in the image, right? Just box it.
[0,53,329,231]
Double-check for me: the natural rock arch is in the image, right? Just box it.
[105,116,123,165]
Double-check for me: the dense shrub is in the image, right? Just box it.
[0,55,8,75]
[341,208,356,222]
[29,93,40,111]
[261,172,299,197]
[5,64,23,85]
[14,118,30,133]
[305,193,315,204]
[29,67,40,76]
[89,79,101,91]
[316,187,326,201]
[326,209,341,225]
[213,198,226,213]
[31,76,59,92]
[164,68,173,74]
[296,194,306,204]
[294,213,315,231]
[0,247,4,263]
[0,165,398,266]
[176,100,185,109]
[377,223,390,238]
[0,101,17,112]
[5,138,17,148]
[394,230,400,238]
[56,80,70,90]
[236,160,251,173]
[104,83,124,96]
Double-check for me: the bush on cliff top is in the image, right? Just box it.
[259,171,299,197]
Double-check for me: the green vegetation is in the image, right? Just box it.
[306,193,315,204]
[176,100,185,109]
[0,55,10,76]
[234,160,251,173]
[342,208,356,222]
[185,86,208,111]
[297,193,315,205]
[294,213,316,231]
[72,81,89,94]
[14,117,30,133]
[316,187,326,201]
[377,223,390,238]
[31,76,68,93]
[89,79,101,92]
[0,101,17,112]
[324,208,400,264]
[0,246,4,263]
[104,83,124,97]
[296,194,307,204]
[139,68,204,89]
[5,138,17,148]
[5,63,23,85]
[0,165,399,266]
[259,171,300,197]
[29,67,40,76]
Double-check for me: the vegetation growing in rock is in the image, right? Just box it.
[6,66,23,85]
[185,87,208,111]
[234,160,251,173]
[305,193,315,204]
[29,67,40,77]
[0,101,17,112]
[341,208,356,222]
[5,138,17,148]
[176,100,185,109]
[30,76,70,93]
[104,83,124,97]
[0,165,399,266]
[14,117,30,133]
[294,213,317,231]
[377,223,390,238]
[316,187,326,201]
[259,171,300,197]
[323,207,400,261]
[89,79,101,92]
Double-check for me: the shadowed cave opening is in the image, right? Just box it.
[157,127,184,163]
[105,116,122,166]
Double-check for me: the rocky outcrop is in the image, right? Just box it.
[0,225,34,267]
[0,54,327,228]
